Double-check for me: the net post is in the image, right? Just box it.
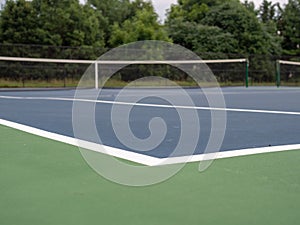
[245,59,249,88]
[95,61,98,89]
[276,60,280,88]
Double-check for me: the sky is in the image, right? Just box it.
[152,0,289,22]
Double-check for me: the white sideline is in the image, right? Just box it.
[0,119,159,166]
[0,118,300,167]
[1,95,300,115]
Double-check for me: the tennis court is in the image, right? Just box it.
[1,86,300,225]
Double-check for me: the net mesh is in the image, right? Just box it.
[0,58,90,88]
[0,56,247,88]
[279,60,300,86]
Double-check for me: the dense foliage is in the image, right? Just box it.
[0,0,298,55]
[0,0,299,85]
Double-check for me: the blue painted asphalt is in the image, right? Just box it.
[0,87,300,158]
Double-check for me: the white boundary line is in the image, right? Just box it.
[1,95,300,115]
[1,118,300,166]
[0,118,159,166]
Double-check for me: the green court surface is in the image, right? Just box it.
[1,124,300,225]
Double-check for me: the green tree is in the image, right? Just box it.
[31,0,105,47]
[167,0,234,23]
[0,0,43,44]
[258,0,283,56]
[243,0,258,15]
[87,0,131,25]
[201,1,281,55]
[259,0,276,23]
[280,0,300,55]
[0,0,105,48]
[109,3,170,47]
[87,0,161,47]
[258,0,283,25]
[167,18,238,54]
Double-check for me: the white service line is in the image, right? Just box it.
[1,95,300,115]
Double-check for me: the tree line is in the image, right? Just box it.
[0,0,299,84]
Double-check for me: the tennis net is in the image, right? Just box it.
[0,56,248,88]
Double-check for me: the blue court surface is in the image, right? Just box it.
[0,86,299,161]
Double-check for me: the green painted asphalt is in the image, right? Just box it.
[1,124,300,225]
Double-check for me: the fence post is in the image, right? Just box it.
[276,60,280,88]
[245,59,249,88]
[95,61,98,89]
